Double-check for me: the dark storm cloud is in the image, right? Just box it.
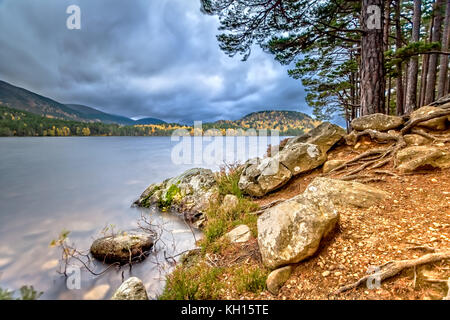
[0,0,309,123]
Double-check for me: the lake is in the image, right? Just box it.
[0,136,283,299]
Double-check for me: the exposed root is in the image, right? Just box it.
[334,250,450,294]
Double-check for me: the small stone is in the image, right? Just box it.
[224,225,251,243]
[111,277,149,300]
[266,266,293,295]
[322,271,331,277]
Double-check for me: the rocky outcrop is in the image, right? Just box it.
[134,168,219,225]
[266,265,292,295]
[284,122,346,153]
[351,113,404,132]
[322,160,346,174]
[278,143,327,175]
[238,156,292,197]
[257,191,338,269]
[303,177,390,208]
[396,146,450,173]
[239,123,345,197]
[410,106,449,131]
[257,177,389,269]
[225,225,252,243]
[90,231,153,263]
[111,277,149,300]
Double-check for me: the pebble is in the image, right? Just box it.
[322,271,330,277]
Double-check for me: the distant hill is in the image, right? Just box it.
[65,104,135,125]
[211,110,321,135]
[0,80,165,125]
[0,80,87,121]
[134,117,166,125]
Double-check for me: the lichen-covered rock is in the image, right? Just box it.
[266,266,292,295]
[396,146,450,173]
[134,168,219,225]
[322,159,346,174]
[257,192,338,269]
[111,277,149,300]
[303,177,390,208]
[278,142,328,176]
[257,177,389,269]
[284,122,346,153]
[238,156,292,197]
[90,232,153,263]
[225,225,251,243]
[351,113,404,132]
[410,106,448,131]
[404,134,431,146]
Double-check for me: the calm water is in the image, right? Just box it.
[0,136,282,299]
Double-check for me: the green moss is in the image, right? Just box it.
[158,184,181,209]
[141,185,161,207]
[159,262,223,300]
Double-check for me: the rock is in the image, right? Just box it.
[90,231,153,263]
[351,113,404,132]
[323,160,346,174]
[404,134,431,146]
[410,106,448,131]
[322,271,330,277]
[239,157,292,197]
[225,225,251,243]
[266,266,292,295]
[220,194,239,213]
[284,122,346,153]
[257,177,390,269]
[303,177,389,208]
[239,123,344,197]
[111,277,149,300]
[396,146,450,173]
[135,168,219,225]
[278,143,328,175]
[257,192,338,269]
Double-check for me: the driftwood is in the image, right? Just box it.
[335,250,450,294]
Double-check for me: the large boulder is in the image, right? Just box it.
[284,122,346,153]
[111,277,149,300]
[90,231,153,263]
[396,146,450,173]
[134,168,219,224]
[410,106,448,131]
[257,177,389,269]
[239,156,292,197]
[351,113,404,132]
[303,177,390,208]
[278,143,328,176]
[257,192,338,269]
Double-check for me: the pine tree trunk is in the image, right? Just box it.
[437,0,450,98]
[419,18,434,106]
[405,0,422,113]
[361,0,386,115]
[395,0,404,115]
[425,0,445,105]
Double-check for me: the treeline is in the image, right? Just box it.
[0,105,172,137]
[202,0,450,128]
[0,105,309,137]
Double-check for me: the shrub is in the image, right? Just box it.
[234,267,268,294]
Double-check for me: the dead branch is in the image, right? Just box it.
[335,250,450,294]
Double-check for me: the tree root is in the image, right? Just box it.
[334,250,450,294]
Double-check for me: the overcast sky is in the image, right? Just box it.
[0,0,311,123]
